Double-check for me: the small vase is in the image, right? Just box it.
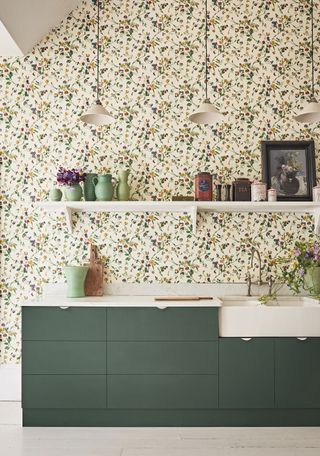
[64,184,83,201]
[84,173,97,201]
[64,266,89,298]
[305,267,320,296]
[49,188,62,201]
[116,169,130,201]
[93,174,114,201]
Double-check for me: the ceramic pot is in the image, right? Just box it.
[64,265,89,298]
[84,173,97,201]
[305,267,320,296]
[64,184,83,201]
[116,169,130,201]
[49,188,62,201]
[93,174,114,201]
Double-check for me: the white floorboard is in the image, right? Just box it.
[1,402,320,456]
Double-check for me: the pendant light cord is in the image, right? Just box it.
[205,0,208,100]
[96,0,100,103]
[311,0,315,99]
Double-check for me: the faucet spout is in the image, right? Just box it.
[250,247,262,286]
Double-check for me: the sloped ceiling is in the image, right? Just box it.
[0,0,82,56]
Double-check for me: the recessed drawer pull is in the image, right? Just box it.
[241,337,252,341]
[297,337,308,341]
[156,306,167,310]
[59,306,70,310]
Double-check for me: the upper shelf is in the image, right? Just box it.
[37,201,320,234]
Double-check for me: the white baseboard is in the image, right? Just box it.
[0,365,21,401]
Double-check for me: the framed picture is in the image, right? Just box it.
[261,140,316,201]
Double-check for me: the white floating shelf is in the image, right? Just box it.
[37,201,320,234]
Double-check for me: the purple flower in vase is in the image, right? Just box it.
[297,268,305,278]
[294,248,301,257]
[56,167,86,186]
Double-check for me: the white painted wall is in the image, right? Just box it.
[0,365,21,401]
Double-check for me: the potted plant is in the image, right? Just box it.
[282,241,320,298]
[57,167,86,201]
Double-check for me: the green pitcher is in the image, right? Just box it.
[116,169,130,201]
[64,265,89,298]
[305,267,320,296]
[93,174,115,201]
[84,173,97,201]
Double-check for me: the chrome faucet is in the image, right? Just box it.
[246,247,263,296]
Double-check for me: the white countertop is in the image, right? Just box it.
[21,295,222,308]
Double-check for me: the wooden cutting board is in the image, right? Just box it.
[85,244,104,296]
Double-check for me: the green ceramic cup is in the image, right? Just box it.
[64,265,89,298]
[305,267,320,296]
[49,188,62,201]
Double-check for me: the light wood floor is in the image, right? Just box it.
[2,402,320,456]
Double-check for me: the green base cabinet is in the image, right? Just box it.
[22,306,320,426]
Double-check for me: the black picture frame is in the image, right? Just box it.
[261,140,316,201]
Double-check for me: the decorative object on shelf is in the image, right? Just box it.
[49,188,62,202]
[222,184,232,201]
[189,0,223,125]
[172,196,194,201]
[281,241,320,298]
[93,174,115,201]
[57,167,86,201]
[294,0,320,123]
[85,244,104,296]
[84,173,98,201]
[116,169,130,201]
[215,184,222,201]
[232,178,251,201]
[267,188,277,202]
[261,140,316,201]
[313,186,320,202]
[195,172,212,201]
[64,265,89,298]
[80,0,115,126]
[251,181,267,202]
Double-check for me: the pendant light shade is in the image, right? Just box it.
[81,0,114,126]
[294,0,320,123]
[189,0,223,125]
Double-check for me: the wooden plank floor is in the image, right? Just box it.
[2,402,320,456]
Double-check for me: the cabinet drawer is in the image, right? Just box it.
[107,341,218,374]
[107,307,218,341]
[23,341,106,374]
[219,338,274,409]
[107,375,218,409]
[22,307,107,341]
[23,375,106,409]
[275,338,320,408]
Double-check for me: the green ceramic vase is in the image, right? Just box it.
[93,174,114,201]
[49,188,62,201]
[84,173,97,201]
[64,265,89,298]
[64,184,83,201]
[305,267,320,297]
[116,169,130,201]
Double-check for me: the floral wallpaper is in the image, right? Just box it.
[0,0,319,363]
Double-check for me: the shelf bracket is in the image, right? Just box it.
[64,206,73,233]
[314,209,320,235]
[190,205,198,234]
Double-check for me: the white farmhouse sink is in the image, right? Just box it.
[219,296,320,337]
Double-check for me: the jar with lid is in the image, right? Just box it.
[251,181,267,202]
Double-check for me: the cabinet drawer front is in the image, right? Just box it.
[107,375,218,409]
[22,307,107,341]
[107,341,218,374]
[107,307,218,341]
[23,341,106,374]
[23,375,106,409]
[219,338,274,409]
[275,338,320,408]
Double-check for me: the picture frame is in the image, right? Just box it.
[261,140,316,201]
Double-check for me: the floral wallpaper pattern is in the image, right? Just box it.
[0,0,319,363]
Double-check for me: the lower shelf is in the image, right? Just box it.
[23,408,320,427]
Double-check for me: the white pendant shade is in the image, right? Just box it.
[80,101,115,126]
[189,99,223,125]
[294,99,320,123]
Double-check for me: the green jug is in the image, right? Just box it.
[93,174,115,201]
[116,169,130,201]
[84,173,97,201]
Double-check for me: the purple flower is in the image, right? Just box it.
[305,250,314,260]
[56,167,86,186]
[297,268,305,277]
[294,248,301,257]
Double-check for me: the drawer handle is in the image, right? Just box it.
[157,306,167,310]
[59,306,70,310]
[241,337,252,341]
[297,337,308,341]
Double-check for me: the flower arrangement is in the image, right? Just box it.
[281,240,320,296]
[57,167,86,186]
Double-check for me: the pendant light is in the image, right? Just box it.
[294,0,320,123]
[189,0,223,125]
[81,0,114,126]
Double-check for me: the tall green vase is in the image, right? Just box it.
[84,173,97,201]
[305,267,320,297]
[64,266,89,298]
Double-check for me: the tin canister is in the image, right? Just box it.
[267,188,277,202]
[195,173,212,201]
[313,186,320,202]
[251,181,267,202]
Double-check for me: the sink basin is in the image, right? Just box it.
[219,296,320,337]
